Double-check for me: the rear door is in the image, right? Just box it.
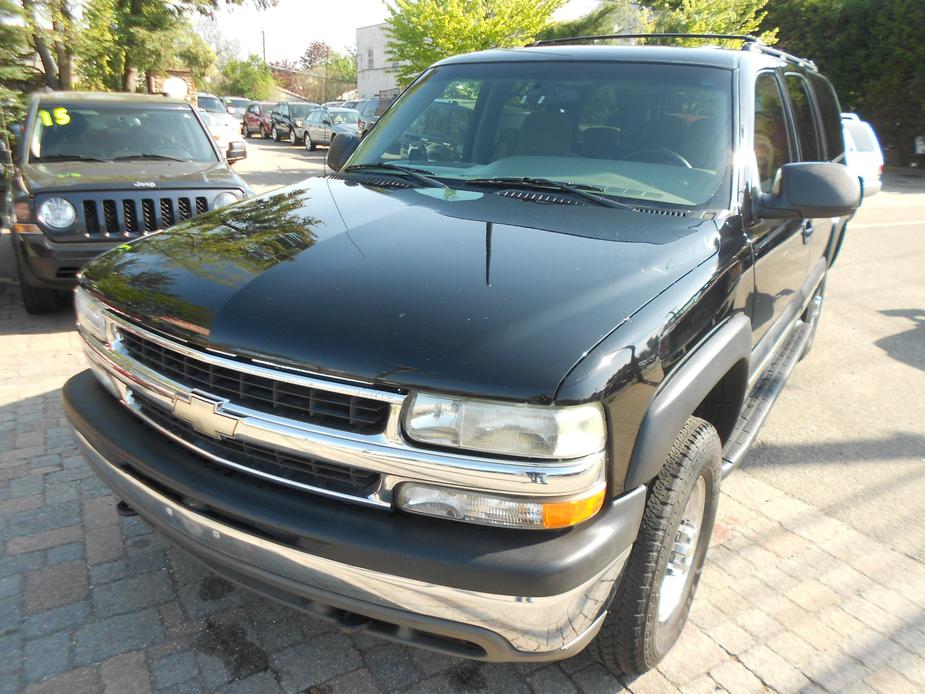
[746,71,813,350]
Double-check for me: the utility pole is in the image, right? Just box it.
[262,30,267,64]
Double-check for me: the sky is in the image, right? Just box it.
[207,0,600,64]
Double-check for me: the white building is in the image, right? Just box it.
[356,23,400,98]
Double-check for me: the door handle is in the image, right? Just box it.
[802,221,814,243]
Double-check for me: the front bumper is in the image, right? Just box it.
[13,232,118,288]
[64,371,646,661]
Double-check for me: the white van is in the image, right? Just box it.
[842,113,883,196]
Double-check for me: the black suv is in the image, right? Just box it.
[64,37,859,672]
[269,101,320,144]
[8,92,250,313]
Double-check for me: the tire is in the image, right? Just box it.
[16,258,61,314]
[272,126,282,142]
[589,417,721,675]
[288,128,299,145]
[243,124,252,139]
[305,132,316,151]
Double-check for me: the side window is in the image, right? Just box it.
[280,105,289,117]
[785,74,822,161]
[807,73,845,162]
[754,73,793,191]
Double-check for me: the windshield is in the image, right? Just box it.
[29,104,217,163]
[226,98,250,109]
[844,121,878,152]
[198,95,227,113]
[350,61,733,207]
[290,104,317,119]
[330,109,359,124]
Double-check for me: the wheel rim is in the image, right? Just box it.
[305,135,312,150]
[657,476,706,623]
[289,129,295,143]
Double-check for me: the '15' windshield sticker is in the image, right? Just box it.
[37,108,71,126]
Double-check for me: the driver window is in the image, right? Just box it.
[754,73,793,191]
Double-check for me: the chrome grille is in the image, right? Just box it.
[136,395,381,497]
[120,330,390,435]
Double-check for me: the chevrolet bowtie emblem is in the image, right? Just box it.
[172,392,238,439]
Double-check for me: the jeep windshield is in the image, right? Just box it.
[349,61,733,208]
[29,104,218,164]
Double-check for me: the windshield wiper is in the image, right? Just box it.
[34,154,108,163]
[342,162,449,189]
[112,154,188,162]
[465,177,635,210]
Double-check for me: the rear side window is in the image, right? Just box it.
[754,73,793,191]
[784,74,822,161]
[807,73,844,162]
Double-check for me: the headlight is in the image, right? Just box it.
[74,286,106,342]
[37,197,76,229]
[295,120,303,127]
[397,482,606,529]
[214,191,241,208]
[403,393,606,459]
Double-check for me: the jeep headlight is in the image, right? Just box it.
[74,286,106,342]
[403,393,606,460]
[214,191,241,208]
[37,197,76,229]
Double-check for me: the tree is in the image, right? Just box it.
[642,0,776,46]
[300,41,331,70]
[763,0,925,164]
[538,0,645,41]
[19,0,78,90]
[1,0,32,123]
[219,55,276,99]
[385,0,568,87]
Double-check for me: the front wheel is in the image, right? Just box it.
[589,417,721,674]
[272,126,282,142]
[16,259,61,314]
[288,128,298,145]
[305,132,316,151]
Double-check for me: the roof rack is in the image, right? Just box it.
[528,33,817,71]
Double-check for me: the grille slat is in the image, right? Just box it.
[83,201,100,235]
[178,197,193,221]
[160,198,175,227]
[137,396,380,497]
[120,331,390,435]
[141,199,157,232]
[122,200,139,234]
[102,200,119,234]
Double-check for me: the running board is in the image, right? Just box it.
[721,320,813,477]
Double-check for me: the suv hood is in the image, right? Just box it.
[21,160,245,194]
[82,177,719,401]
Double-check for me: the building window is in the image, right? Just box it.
[368,48,375,70]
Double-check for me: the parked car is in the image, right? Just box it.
[8,91,250,313]
[270,101,320,144]
[303,107,360,150]
[199,110,247,162]
[242,101,275,139]
[65,37,859,674]
[354,96,393,134]
[340,100,359,110]
[842,113,883,196]
[222,96,251,119]
[323,101,344,108]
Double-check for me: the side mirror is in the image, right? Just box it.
[322,119,331,125]
[226,142,247,164]
[756,162,861,219]
[327,133,360,171]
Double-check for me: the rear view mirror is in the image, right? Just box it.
[327,133,360,172]
[226,142,247,164]
[756,162,861,219]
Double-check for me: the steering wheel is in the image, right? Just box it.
[625,147,693,168]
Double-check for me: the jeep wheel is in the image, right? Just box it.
[589,417,721,674]
[16,260,61,314]
[305,133,316,151]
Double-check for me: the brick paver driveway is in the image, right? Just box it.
[1,155,924,693]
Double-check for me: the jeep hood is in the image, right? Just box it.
[81,177,718,401]
[21,160,245,193]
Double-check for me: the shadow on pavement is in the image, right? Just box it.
[875,309,925,373]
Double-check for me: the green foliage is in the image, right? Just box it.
[538,0,644,41]
[385,0,568,87]
[0,0,31,120]
[643,0,777,45]
[763,0,925,163]
[218,55,276,99]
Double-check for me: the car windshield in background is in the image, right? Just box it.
[226,98,250,110]
[350,61,734,208]
[330,109,359,124]
[29,105,217,163]
[844,121,878,152]
[198,96,227,113]
[290,104,316,119]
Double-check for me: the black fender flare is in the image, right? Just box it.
[623,313,752,489]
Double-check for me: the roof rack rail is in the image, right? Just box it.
[529,33,761,47]
[529,32,817,71]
